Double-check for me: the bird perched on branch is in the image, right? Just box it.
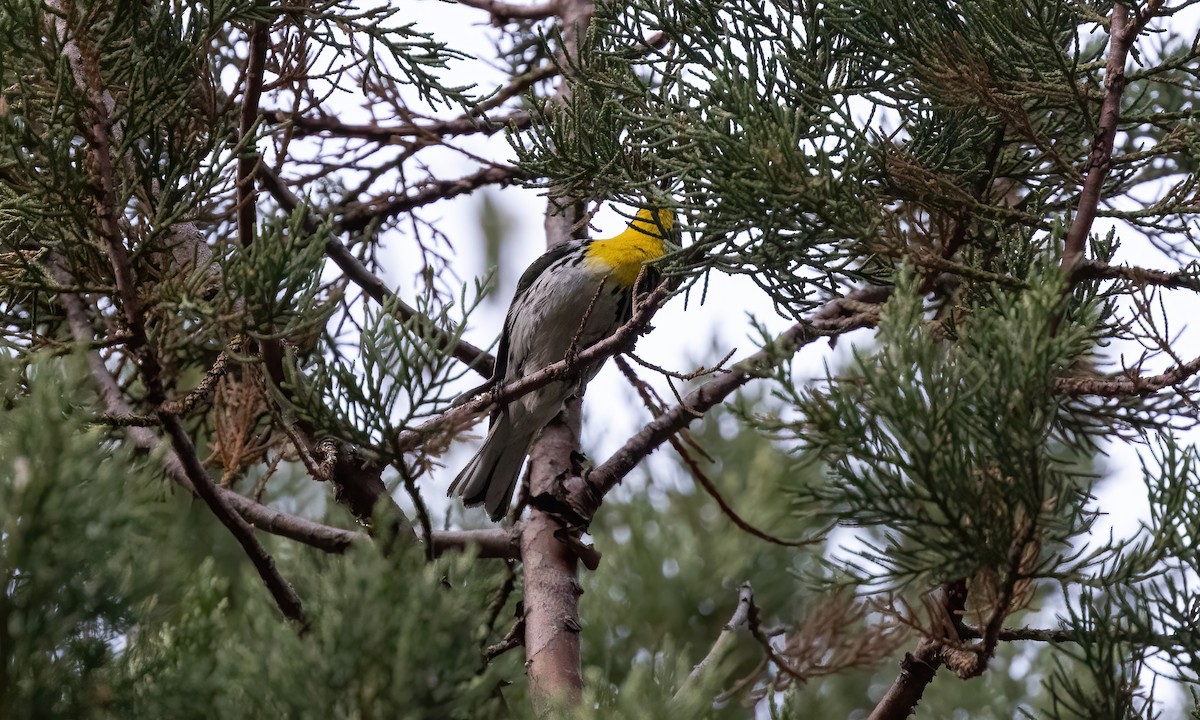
[450,207,675,521]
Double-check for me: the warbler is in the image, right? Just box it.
[449,207,675,520]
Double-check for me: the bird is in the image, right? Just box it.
[449,207,675,521]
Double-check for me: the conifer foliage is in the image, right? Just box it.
[2,0,1200,717]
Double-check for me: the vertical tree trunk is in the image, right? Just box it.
[521,402,585,712]
[521,200,589,712]
[521,1,595,711]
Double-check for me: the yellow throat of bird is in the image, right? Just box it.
[585,208,673,287]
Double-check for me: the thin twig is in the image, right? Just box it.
[615,357,821,548]
[482,560,518,639]
[678,438,825,548]
[625,347,736,382]
[566,277,609,363]
[746,592,806,683]
[615,356,714,463]
[398,459,435,560]
[574,287,890,522]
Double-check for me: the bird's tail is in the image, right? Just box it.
[448,412,534,521]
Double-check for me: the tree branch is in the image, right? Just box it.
[51,254,365,555]
[395,283,672,454]
[674,582,753,701]
[54,16,429,552]
[262,108,533,144]
[457,0,558,20]
[960,625,1074,643]
[236,23,268,249]
[161,415,307,624]
[1055,352,1200,397]
[571,287,890,521]
[1073,259,1200,291]
[55,9,307,625]
[1062,2,1165,271]
[60,276,513,563]
[339,165,524,233]
[867,581,968,720]
[220,490,361,553]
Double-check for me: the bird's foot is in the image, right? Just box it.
[563,343,581,371]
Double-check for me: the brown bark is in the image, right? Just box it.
[1062,2,1164,271]
[521,402,585,712]
[866,639,944,720]
[867,582,968,720]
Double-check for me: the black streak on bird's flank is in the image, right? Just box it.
[615,295,630,321]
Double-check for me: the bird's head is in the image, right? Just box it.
[629,207,676,243]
